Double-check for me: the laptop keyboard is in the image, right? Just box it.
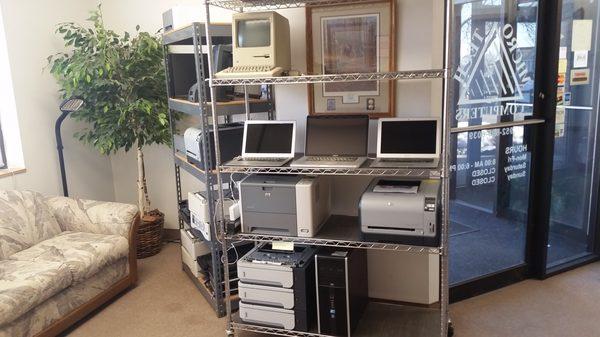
[308,156,358,162]
[381,158,434,163]
[244,157,286,162]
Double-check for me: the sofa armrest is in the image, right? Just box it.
[45,196,139,241]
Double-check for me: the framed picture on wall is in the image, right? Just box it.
[306,0,396,118]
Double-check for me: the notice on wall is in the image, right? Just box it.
[557,86,564,105]
[558,59,568,73]
[574,50,588,68]
[556,107,566,124]
[559,46,568,59]
[564,92,572,106]
[555,123,565,138]
[571,69,590,85]
[572,20,593,51]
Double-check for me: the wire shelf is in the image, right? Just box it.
[227,215,441,254]
[210,69,446,86]
[168,98,272,117]
[207,0,393,11]
[231,322,325,337]
[220,162,441,178]
[231,302,442,337]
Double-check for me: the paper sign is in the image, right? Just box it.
[555,123,565,138]
[572,20,593,51]
[557,86,564,105]
[558,59,568,73]
[574,50,588,68]
[558,73,566,86]
[564,92,572,105]
[271,241,294,251]
[556,107,566,124]
[559,46,568,59]
[571,69,590,85]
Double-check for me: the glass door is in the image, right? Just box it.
[449,0,544,294]
[546,0,600,271]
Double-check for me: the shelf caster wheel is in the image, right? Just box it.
[225,329,234,337]
[447,321,454,337]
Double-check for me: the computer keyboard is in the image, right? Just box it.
[307,156,358,162]
[381,158,434,163]
[244,157,286,162]
[215,66,284,78]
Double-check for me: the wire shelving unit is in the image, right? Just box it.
[162,22,274,317]
[165,0,454,334]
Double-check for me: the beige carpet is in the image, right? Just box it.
[63,243,600,337]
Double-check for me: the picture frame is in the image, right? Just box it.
[306,0,396,118]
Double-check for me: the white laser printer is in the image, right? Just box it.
[239,175,331,237]
[359,178,441,247]
[188,191,235,241]
[184,123,244,170]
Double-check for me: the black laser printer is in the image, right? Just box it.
[237,243,317,332]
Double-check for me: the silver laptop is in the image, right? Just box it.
[225,120,296,167]
[371,117,441,168]
[291,115,369,169]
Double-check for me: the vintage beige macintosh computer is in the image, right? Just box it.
[216,11,291,78]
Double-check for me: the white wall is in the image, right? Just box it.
[101,0,444,229]
[0,0,115,201]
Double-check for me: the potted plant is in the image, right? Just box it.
[47,6,177,258]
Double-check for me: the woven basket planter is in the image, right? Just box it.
[136,209,164,259]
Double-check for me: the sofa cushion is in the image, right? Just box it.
[45,197,138,239]
[9,231,129,282]
[0,260,72,326]
[0,191,62,260]
[0,258,129,337]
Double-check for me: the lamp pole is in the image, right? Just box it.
[55,98,84,197]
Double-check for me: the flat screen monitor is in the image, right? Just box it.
[377,118,440,158]
[305,115,369,156]
[243,121,296,157]
[237,19,271,48]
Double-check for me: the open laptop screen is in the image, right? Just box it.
[380,120,438,155]
[305,115,369,156]
[245,123,294,154]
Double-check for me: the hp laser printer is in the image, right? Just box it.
[359,178,441,247]
[237,243,317,331]
[239,175,331,237]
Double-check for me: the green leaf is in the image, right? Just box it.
[44,4,175,164]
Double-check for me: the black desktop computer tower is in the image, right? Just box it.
[315,248,368,337]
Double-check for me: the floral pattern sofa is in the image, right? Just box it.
[0,191,139,337]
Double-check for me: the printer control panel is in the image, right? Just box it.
[424,197,437,212]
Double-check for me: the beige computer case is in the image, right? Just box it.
[232,11,291,71]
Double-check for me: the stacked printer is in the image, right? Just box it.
[237,243,317,331]
[360,178,441,247]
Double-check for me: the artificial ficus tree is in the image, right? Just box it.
[48,5,177,217]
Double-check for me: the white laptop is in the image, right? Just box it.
[370,117,441,168]
[290,115,369,169]
[225,120,296,167]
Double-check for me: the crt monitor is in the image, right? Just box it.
[305,115,369,157]
[243,121,296,157]
[377,118,440,158]
[232,11,291,70]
